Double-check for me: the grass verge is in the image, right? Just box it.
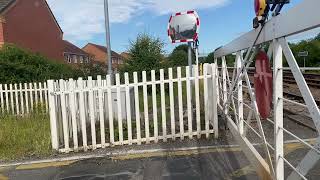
[0,113,52,161]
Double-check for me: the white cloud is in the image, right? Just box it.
[150,0,228,15]
[47,0,228,42]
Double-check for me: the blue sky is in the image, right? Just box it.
[47,0,317,54]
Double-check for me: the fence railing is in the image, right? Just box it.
[213,0,320,179]
[47,64,219,153]
[0,82,48,116]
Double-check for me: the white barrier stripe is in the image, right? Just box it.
[116,74,123,145]
[59,79,69,152]
[125,73,133,145]
[88,77,97,149]
[133,72,141,145]
[203,64,209,138]
[169,68,176,140]
[186,66,193,139]
[151,70,159,143]
[78,78,88,151]
[29,83,33,112]
[19,83,24,115]
[106,75,114,145]
[0,84,3,113]
[160,69,167,142]
[142,71,150,144]
[194,65,201,138]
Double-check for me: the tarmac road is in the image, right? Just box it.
[1,137,320,180]
[0,145,258,180]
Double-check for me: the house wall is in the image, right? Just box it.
[82,44,107,65]
[2,0,64,61]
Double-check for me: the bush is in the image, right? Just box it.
[0,44,84,83]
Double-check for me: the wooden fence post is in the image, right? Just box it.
[212,63,219,139]
[47,80,59,150]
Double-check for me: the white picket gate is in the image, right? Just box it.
[47,64,219,153]
[0,82,49,116]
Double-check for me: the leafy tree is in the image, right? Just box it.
[288,36,320,67]
[168,50,188,67]
[172,44,189,54]
[120,33,164,74]
[202,52,215,63]
[202,51,235,67]
[315,33,320,41]
[168,44,196,67]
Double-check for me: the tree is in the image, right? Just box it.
[315,33,320,41]
[120,33,164,74]
[168,50,188,67]
[203,52,215,63]
[168,44,196,67]
[288,36,320,67]
[201,51,235,67]
[173,44,189,54]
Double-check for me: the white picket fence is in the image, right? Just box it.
[47,64,219,153]
[0,82,48,115]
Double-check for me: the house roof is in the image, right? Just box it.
[120,52,131,60]
[84,43,122,59]
[0,0,63,34]
[63,40,88,56]
[0,0,15,14]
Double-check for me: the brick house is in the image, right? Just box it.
[63,40,91,65]
[0,0,64,61]
[120,52,131,60]
[82,43,124,72]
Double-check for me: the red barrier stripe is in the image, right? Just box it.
[180,39,187,42]
[169,15,172,23]
[187,10,194,14]
[193,33,198,40]
[196,18,200,26]
[175,12,181,16]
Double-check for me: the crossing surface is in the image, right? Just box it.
[1,140,320,180]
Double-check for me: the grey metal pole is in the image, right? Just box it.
[188,42,192,73]
[304,57,306,72]
[188,42,193,108]
[104,0,113,81]
[195,47,199,65]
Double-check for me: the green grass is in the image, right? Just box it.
[0,113,52,161]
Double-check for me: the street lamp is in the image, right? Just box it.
[104,0,113,81]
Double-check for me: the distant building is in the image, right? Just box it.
[63,40,91,65]
[82,43,124,72]
[0,0,64,61]
[120,52,131,60]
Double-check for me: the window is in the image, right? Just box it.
[80,56,84,63]
[64,54,68,62]
[67,55,72,63]
[73,55,77,63]
[112,58,117,64]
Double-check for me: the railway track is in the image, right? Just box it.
[225,69,320,131]
[283,91,320,106]
[228,69,320,88]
